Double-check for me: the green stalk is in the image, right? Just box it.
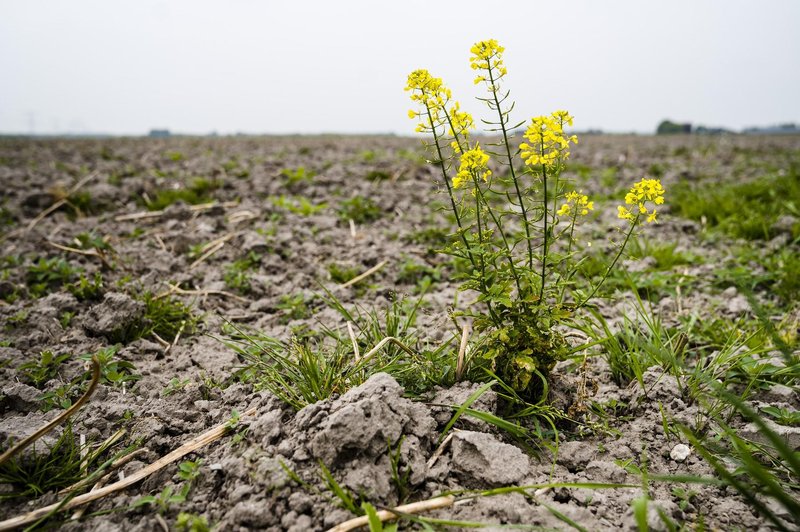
[538,157,549,303]
[559,211,579,304]
[550,117,567,227]
[577,215,639,308]
[424,103,476,270]
[472,174,524,300]
[565,211,578,259]
[427,100,499,324]
[486,63,534,271]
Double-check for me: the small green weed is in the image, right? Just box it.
[760,406,800,427]
[224,252,261,294]
[143,177,221,211]
[162,377,191,396]
[280,166,316,185]
[175,512,211,532]
[59,311,75,329]
[67,272,104,301]
[270,195,328,216]
[52,187,101,218]
[404,226,450,247]
[79,346,140,388]
[5,310,28,331]
[140,292,198,340]
[395,257,440,293]
[366,169,391,181]
[0,204,16,231]
[26,257,81,298]
[276,293,313,323]
[133,485,187,514]
[133,459,202,514]
[337,195,382,223]
[39,382,84,412]
[74,231,113,253]
[388,437,412,503]
[108,292,197,344]
[222,158,250,179]
[327,263,361,284]
[18,350,71,389]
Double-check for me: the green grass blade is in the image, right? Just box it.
[438,380,496,444]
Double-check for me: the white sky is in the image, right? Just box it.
[1,0,798,136]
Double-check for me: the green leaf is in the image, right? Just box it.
[362,502,384,531]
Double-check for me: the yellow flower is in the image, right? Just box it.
[470,39,507,85]
[552,110,575,128]
[618,205,635,222]
[520,111,578,168]
[405,69,452,133]
[453,145,491,189]
[448,101,475,141]
[559,190,594,218]
[618,178,666,224]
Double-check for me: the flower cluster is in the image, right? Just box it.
[617,178,666,223]
[520,111,578,167]
[557,191,594,217]
[470,39,507,85]
[447,101,475,152]
[453,145,491,189]
[405,69,451,133]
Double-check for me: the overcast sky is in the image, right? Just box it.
[1,0,798,136]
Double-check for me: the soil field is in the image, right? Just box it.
[0,134,798,531]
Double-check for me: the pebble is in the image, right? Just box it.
[670,443,691,462]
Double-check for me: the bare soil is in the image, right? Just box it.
[0,134,798,530]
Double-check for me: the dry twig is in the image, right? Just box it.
[188,233,235,270]
[346,321,360,362]
[163,320,186,357]
[114,201,239,223]
[426,432,455,469]
[47,241,114,270]
[327,495,456,532]
[348,218,357,241]
[357,336,416,366]
[339,260,387,289]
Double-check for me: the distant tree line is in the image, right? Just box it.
[657,120,799,135]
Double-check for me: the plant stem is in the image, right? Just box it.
[559,212,579,304]
[473,175,524,300]
[428,101,499,324]
[487,64,534,271]
[551,117,567,228]
[577,216,639,308]
[425,104,476,270]
[566,212,578,259]
[539,159,549,303]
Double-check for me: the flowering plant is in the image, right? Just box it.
[406,40,664,399]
